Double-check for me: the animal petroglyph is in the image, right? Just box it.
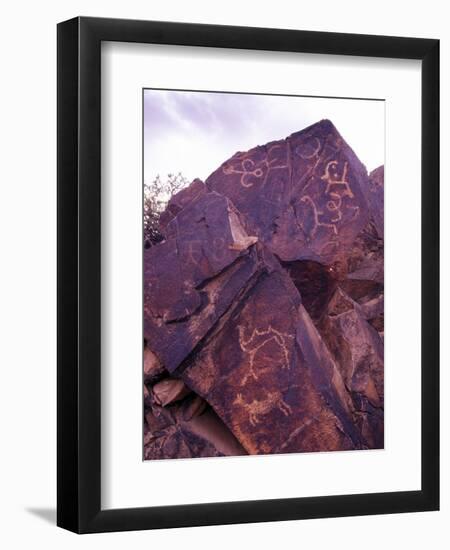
[300,195,339,238]
[233,391,293,427]
[238,325,293,384]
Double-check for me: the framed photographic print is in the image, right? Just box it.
[57,16,439,533]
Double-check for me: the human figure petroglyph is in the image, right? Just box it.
[238,325,293,384]
[233,391,293,427]
[321,160,354,198]
[298,154,361,240]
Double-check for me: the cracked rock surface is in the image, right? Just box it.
[143,119,384,459]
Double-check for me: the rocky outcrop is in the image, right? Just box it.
[206,119,370,265]
[143,120,384,459]
[181,255,361,454]
[318,287,384,448]
[144,191,259,374]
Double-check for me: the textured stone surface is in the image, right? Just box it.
[319,287,384,448]
[341,221,384,305]
[143,345,166,384]
[180,264,362,454]
[206,119,370,265]
[159,178,208,232]
[152,378,191,407]
[143,119,384,459]
[144,191,259,373]
[366,165,384,239]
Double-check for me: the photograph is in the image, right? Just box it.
[143,89,385,460]
[0,0,442,543]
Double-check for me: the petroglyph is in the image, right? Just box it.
[297,136,321,160]
[238,325,293,384]
[300,195,338,238]
[321,160,354,198]
[266,143,289,169]
[222,144,289,188]
[326,192,344,223]
[299,159,360,239]
[185,240,203,265]
[233,391,293,426]
[296,137,323,192]
[346,204,360,221]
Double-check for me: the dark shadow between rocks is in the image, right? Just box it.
[281,259,337,323]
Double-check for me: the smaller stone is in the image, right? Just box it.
[319,287,384,448]
[152,378,191,407]
[144,391,246,459]
[144,345,166,383]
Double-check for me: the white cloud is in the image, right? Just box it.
[144,90,384,185]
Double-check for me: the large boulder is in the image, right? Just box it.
[206,119,370,265]
[179,260,363,454]
[144,191,258,373]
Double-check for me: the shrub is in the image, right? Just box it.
[143,172,189,248]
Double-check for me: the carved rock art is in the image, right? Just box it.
[180,265,362,454]
[206,120,371,265]
[144,191,260,373]
[143,119,384,458]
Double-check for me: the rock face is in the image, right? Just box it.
[181,257,362,454]
[143,120,384,459]
[206,119,370,265]
[366,165,384,239]
[144,191,259,373]
[319,288,384,448]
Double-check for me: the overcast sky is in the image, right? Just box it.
[143,89,384,186]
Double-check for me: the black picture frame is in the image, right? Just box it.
[57,16,439,533]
